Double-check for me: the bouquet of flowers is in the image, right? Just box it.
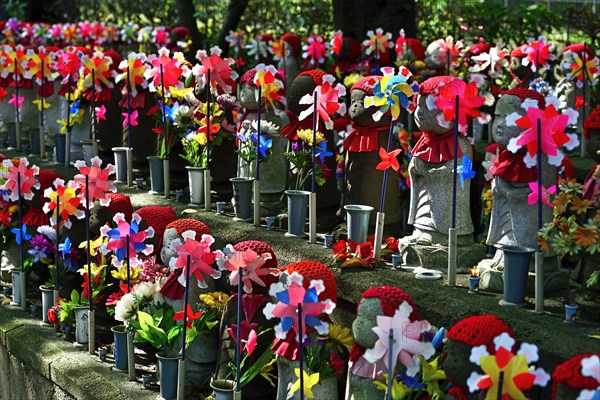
[284,129,332,191]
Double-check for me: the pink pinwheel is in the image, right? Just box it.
[527,182,556,207]
[73,157,116,208]
[56,46,83,83]
[95,105,106,122]
[168,231,222,289]
[363,301,435,377]
[331,31,344,56]
[217,246,277,293]
[100,212,154,266]
[8,93,24,110]
[1,158,40,202]
[263,272,335,341]
[362,28,394,60]
[302,35,328,67]
[144,47,183,92]
[520,36,555,72]
[376,148,401,171]
[298,74,346,130]
[193,46,238,94]
[122,110,139,127]
[434,78,489,134]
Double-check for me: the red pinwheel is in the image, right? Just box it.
[56,46,83,84]
[376,148,401,172]
[173,303,202,330]
[73,157,116,208]
[193,46,238,94]
[434,78,489,134]
[144,47,183,92]
[1,158,40,201]
[168,231,222,289]
[217,246,277,293]
[521,37,555,72]
[298,74,346,130]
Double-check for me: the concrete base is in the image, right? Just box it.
[479,267,571,294]
[400,242,487,273]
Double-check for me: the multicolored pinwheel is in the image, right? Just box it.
[168,230,222,289]
[298,74,346,130]
[362,28,394,60]
[1,158,40,202]
[520,36,555,73]
[193,46,238,94]
[263,271,335,341]
[115,52,148,97]
[11,224,31,245]
[100,212,154,266]
[73,157,116,208]
[24,46,57,84]
[364,66,419,122]
[42,178,85,229]
[81,50,115,92]
[253,63,285,109]
[217,246,276,293]
[144,47,183,93]
[434,77,491,134]
[567,53,599,89]
[466,333,550,400]
[469,45,508,79]
[302,35,328,67]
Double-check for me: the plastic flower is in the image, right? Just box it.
[466,333,550,399]
[1,158,40,202]
[527,182,556,207]
[520,36,555,72]
[253,63,285,109]
[168,230,222,289]
[297,129,325,146]
[226,320,258,355]
[434,77,489,134]
[79,236,104,257]
[364,301,435,377]
[287,368,320,399]
[193,46,238,94]
[173,303,202,330]
[73,157,116,208]
[376,148,401,172]
[362,28,394,60]
[364,66,419,122]
[457,154,476,189]
[43,178,84,229]
[321,323,354,353]
[569,197,593,215]
[299,74,346,130]
[199,291,230,309]
[122,110,139,127]
[263,272,336,341]
[573,226,598,248]
[100,212,154,266]
[217,245,276,293]
[8,93,24,110]
[32,99,51,111]
[111,265,141,284]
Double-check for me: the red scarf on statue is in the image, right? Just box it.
[583,163,600,201]
[343,122,388,153]
[280,113,314,141]
[412,130,461,163]
[489,146,538,183]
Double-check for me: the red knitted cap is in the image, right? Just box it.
[405,38,426,61]
[165,218,210,237]
[447,315,514,353]
[419,75,455,95]
[105,193,134,222]
[233,240,279,289]
[172,26,191,39]
[280,260,336,303]
[469,43,492,56]
[297,69,326,86]
[551,353,600,400]
[563,44,595,59]
[350,75,381,95]
[360,286,418,321]
[485,143,500,155]
[257,34,274,44]
[584,105,600,140]
[503,88,546,109]
[282,33,301,56]
[38,169,63,195]
[103,49,123,71]
[510,46,525,58]
[135,206,176,236]
[240,69,257,86]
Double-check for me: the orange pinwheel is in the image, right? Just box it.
[376,147,402,172]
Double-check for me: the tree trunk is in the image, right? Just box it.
[216,0,250,56]
[175,0,203,55]
[332,0,416,41]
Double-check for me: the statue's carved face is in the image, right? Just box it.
[352,297,383,349]
[509,56,530,80]
[492,94,526,147]
[414,94,454,135]
[160,227,180,267]
[443,339,479,387]
[239,82,260,110]
[425,41,444,69]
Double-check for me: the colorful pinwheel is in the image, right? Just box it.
[193,46,238,94]
[245,36,270,61]
[144,47,183,93]
[466,333,550,400]
[433,36,464,69]
[73,157,116,208]
[298,74,346,130]
[527,182,556,207]
[24,46,57,84]
[11,224,31,245]
[81,50,115,91]
[253,63,285,109]
[95,105,106,122]
[433,77,490,134]
[363,301,435,377]
[376,148,402,172]
[263,271,335,341]
[122,110,139,127]
[288,369,320,399]
[520,36,555,73]
[217,246,276,293]
[362,28,394,60]
[100,212,154,266]
[364,66,419,122]
[457,155,476,189]
[43,178,84,229]
[567,53,599,89]
[302,35,328,67]
[173,303,202,330]
[115,52,148,97]
[168,230,222,289]
[1,158,40,202]
[469,46,508,79]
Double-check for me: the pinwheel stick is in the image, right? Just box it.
[40,58,46,157]
[65,74,72,166]
[54,196,60,312]
[373,122,395,264]
[17,173,26,310]
[309,92,318,245]
[126,234,131,293]
[14,57,22,151]
[298,303,304,400]
[235,260,243,394]
[204,69,212,211]
[91,69,96,142]
[159,64,167,157]
[387,328,394,400]
[85,174,96,355]
[177,255,192,400]
[497,370,504,400]
[126,66,132,150]
[254,87,261,227]
[581,45,588,158]
[448,95,460,288]
[535,119,544,314]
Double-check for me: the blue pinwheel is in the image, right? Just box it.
[315,141,333,163]
[256,134,272,159]
[11,224,31,245]
[58,237,72,258]
[101,213,154,265]
[457,154,476,189]
[69,100,81,115]
[163,102,178,123]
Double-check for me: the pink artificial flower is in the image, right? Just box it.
[8,93,24,110]
[95,105,106,122]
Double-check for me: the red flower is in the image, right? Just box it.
[384,237,399,253]
[173,304,202,329]
[47,308,57,324]
[329,353,345,379]
[333,240,349,260]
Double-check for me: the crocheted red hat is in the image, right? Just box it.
[360,286,418,321]
[350,75,381,95]
[233,240,279,288]
[297,70,326,86]
[165,218,210,237]
[172,26,191,39]
[37,169,63,196]
[551,353,600,400]
[280,260,336,303]
[447,315,514,353]
[502,88,546,109]
[282,33,301,57]
[563,43,595,59]
[103,49,123,72]
[240,68,285,95]
[510,46,526,58]
[105,193,134,222]
[468,43,492,56]
[135,206,176,237]
[405,38,426,61]
[584,105,600,140]
[419,75,455,95]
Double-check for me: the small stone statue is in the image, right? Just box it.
[551,353,600,400]
[508,46,535,89]
[583,106,600,206]
[278,33,301,86]
[347,286,418,400]
[443,315,514,400]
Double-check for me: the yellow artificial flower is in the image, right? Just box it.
[373,374,413,399]
[419,356,447,400]
[193,132,207,146]
[32,99,51,111]
[77,262,106,278]
[259,356,277,387]
[320,324,354,353]
[79,236,105,257]
[297,129,324,146]
[288,369,319,399]
[169,86,193,100]
[199,291,230,309]
[111,265,141,283]
[414,60,426,69]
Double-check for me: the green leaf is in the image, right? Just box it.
[239,347,274,388]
